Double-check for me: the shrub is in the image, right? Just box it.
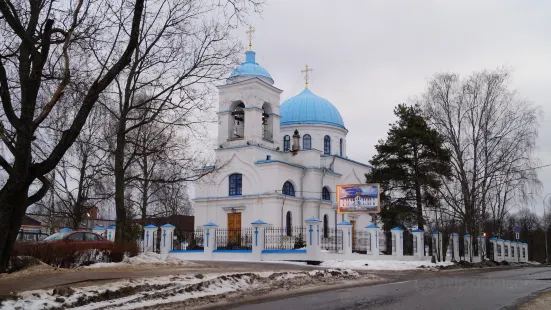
[12,241,139,268]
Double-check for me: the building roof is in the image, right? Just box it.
[227,51,274,85]
[280,88,345,129]
[21,215,41,227]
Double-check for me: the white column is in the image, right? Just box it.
[366,224,380,257]
[523,243,528,262]
[432,232,443,262]
[338,221,353,255]
[251,219,268,260]
[464,234,472,262]
[391,227,404,258]
[143,224,158,253]
[106,225,116,241]
[450,233,459,261]
[412,229,424,260]
[497,239,505,261]
[305,217,322,260]
[202,222,218,259]
[92,226,106,239]
[160,224,176,255]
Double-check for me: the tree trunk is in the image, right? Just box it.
[114,119,128,244]
[413,147,424,230]
[0,181,30,273]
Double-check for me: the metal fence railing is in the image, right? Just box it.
[174,229,204,251]
[404,230,414,255]
[215,228,253,250]
[321,227,343,253]
[265,226,306,250]
[352,230,371,254]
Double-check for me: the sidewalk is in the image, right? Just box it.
[0,261,320,295]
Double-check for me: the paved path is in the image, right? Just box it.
[0,261,320,295]
[228,267,551,310]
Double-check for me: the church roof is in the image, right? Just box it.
[280,88,345,129]
[227,51,274,85]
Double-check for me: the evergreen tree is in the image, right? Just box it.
[366,104,451,230]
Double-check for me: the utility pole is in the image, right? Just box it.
[543,193,550,264]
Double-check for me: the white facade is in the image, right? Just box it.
[194,52,374,232]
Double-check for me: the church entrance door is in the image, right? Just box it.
[228,212,242,244]
[350,220,356,249]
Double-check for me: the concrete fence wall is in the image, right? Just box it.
[136,220,530,263]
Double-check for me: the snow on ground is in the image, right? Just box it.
[319,259,454,270]
[1,269,361,310]
[84,252,200,268]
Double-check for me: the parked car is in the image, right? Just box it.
[41,231,113,247]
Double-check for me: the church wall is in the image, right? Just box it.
[280,124,347,157]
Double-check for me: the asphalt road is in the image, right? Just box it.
[229,267,551,310]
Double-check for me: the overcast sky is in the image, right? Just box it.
[212,0,551,215]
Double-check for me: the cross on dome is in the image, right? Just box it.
[246,26,255,51]
[301,65,313,88]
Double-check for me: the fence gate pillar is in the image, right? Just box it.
[391,227,404,258]
[432,232,443,262]
[202,222,218,259]
[449,233,459,262]
[366,224,380,257]
[412,229,424,260]
[143,224,158,253]
[305,217,322,260]
[338,221,353,256]
[92,226,106,239]
[251,220,268,260]
[160,224,176,255]
[463,234,472,262]
[106,225,116,241]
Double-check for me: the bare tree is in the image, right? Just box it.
[421,69,540,234]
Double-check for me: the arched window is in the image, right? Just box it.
[303,134,312,150]
[286,211,292,236]
[324,135,331,155]
[228,173,242,196]
[322,187,331,201]
[323,214,329,238]
[339,138,343,156]
[282,181,295,196]
[283,135,290,152]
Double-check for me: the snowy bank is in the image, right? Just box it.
[319,259,454,270]
[84,252,200,268]
[2,269,364,310]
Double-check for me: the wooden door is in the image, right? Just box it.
[228,213,242,244]
[350,220,356,249]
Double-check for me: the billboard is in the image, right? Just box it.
[337,184,380,214]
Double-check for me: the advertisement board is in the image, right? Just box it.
[337,184,380,214]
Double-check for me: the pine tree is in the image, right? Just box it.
[367,104,451,230]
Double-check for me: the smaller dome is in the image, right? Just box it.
[227,51,274,85]
[280,88,345,129]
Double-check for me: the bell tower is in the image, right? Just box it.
[216,29,282,148]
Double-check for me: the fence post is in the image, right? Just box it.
[432,232,442,262]
[391,227,404,258]
[338,221,353,256]
[366,224,380,257]
[92,226,106,238]
[160,224,176,255]
[143,224,158,253]
[202,222,218,259]
[251,219,268,260]
[305,217,322,260]
[107,225,116,241]
[523,243,528,262]
[412,229,424,260]
[450,233,459,262]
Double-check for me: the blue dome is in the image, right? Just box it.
[227,51,274,85]
[280,88,345,129]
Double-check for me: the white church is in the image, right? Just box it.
[193,39,374,233]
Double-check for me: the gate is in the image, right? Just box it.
[486,241,494,261]
[424,233,433,256]
[382,231,392,255]
[403,230,414,255]
[353,230,371,254]
[321,227,343,253]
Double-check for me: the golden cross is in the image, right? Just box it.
[301,65,313,88]
[246,26,255,51]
